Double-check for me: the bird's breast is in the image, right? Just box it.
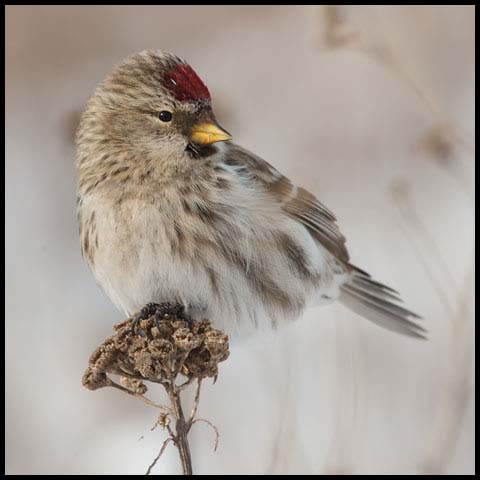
[79,182,334,336]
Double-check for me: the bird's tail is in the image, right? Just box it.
[339,265,426,339]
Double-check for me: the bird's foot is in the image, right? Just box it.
[131,303,162,335]
[131,302,190,335]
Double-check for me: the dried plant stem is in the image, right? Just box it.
[190,419,219,452]
[189,379,202,423]
[146,438,172,475]
[168,383,193,475]
[146,378,205,475]
[106,378,173,413]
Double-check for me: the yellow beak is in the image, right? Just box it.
[190,122,232,145]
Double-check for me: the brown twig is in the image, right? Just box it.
[146,437,173,475]
[168,384,193,475]
[106,378,173,413]
[188,379,202,425]
[190,419,220,452]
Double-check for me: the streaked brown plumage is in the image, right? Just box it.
[76,50,425,338]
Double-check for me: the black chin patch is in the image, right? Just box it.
[186,143,217,159]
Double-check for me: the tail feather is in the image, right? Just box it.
[351,276,402,303]
[351,274,400,296]
[340,269,426,339]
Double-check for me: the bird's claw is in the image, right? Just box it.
[131,302,189,335]
[131,303,161,335]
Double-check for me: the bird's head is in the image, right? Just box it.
[76,50,231,172]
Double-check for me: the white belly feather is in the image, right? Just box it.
[80,179,345,337]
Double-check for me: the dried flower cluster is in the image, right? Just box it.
[83,310,229,392]
[82,304,229,475]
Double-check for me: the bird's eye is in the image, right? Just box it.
[158,111,173,122]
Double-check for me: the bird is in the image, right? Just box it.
[75,50,425,339]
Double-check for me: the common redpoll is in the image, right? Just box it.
[76,50,424,338]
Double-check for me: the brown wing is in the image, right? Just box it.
[222,145,427,339]
[223,144,350,263]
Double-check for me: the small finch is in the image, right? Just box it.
[75,50,424,338]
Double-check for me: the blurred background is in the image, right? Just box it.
[5,5,474,475]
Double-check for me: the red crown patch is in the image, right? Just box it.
[163,64,211,102]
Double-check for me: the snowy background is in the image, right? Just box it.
[6,5,475,475]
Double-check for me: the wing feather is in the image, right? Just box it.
[224,144,349,262]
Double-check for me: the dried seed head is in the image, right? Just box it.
[148,338,174,359]
[82,369,109,390]
[184,347,218,379]
[134,351,156,378]
[204,330,229,360]
[172,328,202,351]
[120,376,148,395]
[171,320,190,330]
[157,413,170,429]
[82,304,230,390]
